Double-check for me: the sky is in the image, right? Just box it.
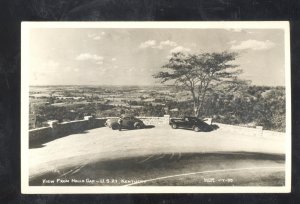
[28,27,286,86]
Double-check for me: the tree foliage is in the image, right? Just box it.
[153,51,243,117]
[164,86,285,132]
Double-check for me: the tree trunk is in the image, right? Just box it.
[196,105,202,118]
[194,102,198,117]
[196,82,210,118]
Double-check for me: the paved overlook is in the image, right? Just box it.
[29,124,286,186]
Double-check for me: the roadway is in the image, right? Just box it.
[28,124,286,186]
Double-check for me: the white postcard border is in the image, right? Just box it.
[21,21,291,194]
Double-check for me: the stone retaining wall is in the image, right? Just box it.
[99,115,171,125]
[29,115,170,146]
[29,117,107,146]
[138,115,170,125]
[29,127,52,144]
[28,115,284,146]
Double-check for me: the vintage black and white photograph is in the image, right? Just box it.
[21,22,291,193]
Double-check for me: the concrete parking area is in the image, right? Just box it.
[28,124,286,186]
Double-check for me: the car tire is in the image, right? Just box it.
[203,125,213,132]
[193,126,200,132]
[134,122,142,129]
[171,124,177,129]
[111,123,120,130]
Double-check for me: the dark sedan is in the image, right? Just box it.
[169,116,218,132]
[105,116,145,130]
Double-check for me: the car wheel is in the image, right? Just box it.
[203,125,212,132]
[211,124,219,130]
[134,123,142,129]
[193,126,200,132]
[111,123,120,130]
[171,124,177,129]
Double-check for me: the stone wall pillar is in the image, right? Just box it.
[84,116,94,129]
[84,116,93,120]
[47,120,59,137]
[163,115,170,124]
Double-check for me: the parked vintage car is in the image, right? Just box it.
[105,115,146,130]
[169,116,217,132]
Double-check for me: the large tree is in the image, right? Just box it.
[153,51,243,118]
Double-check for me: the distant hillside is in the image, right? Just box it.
[29,85,286,132]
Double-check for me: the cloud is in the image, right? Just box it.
[139,40,157,49]
[93,36,101,40]
[139,40,178,49]
[76,53,104,64]
[230,39,276,50]
[225,28,257,34]
[88,32,106,40]
[159,40,177,47]
[170,46,191,53]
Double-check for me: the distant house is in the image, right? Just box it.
[151,102,165,106]
[130,105,143,109]
[56,96,85,100]
[170,108,179,112]
[107,101,127,106]
[143,98,155,102]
